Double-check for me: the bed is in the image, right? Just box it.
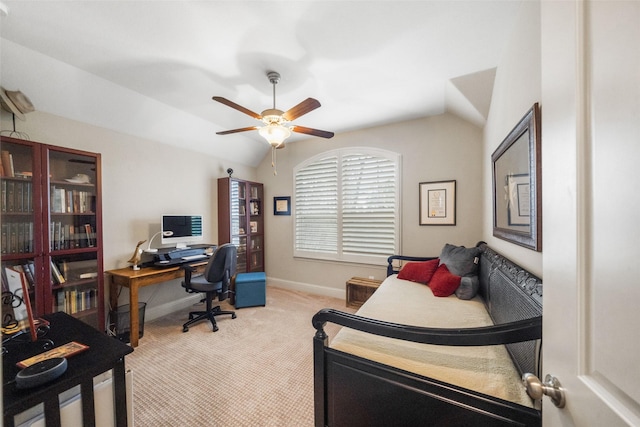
[312,242,542,426]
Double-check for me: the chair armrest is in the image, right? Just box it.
[312,308,542,346]
[386,255,437,276]
[181,264,196,284]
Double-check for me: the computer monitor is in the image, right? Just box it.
[161,215,203,248]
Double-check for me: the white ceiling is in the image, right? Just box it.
[0,1,522,166]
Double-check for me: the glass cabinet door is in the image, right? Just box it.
[46,148,102,328]
[247,183,264,272]
[1,138,41,335]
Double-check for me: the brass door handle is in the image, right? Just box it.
[522,373,566,408]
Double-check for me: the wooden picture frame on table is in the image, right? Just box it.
[419,180,456,225]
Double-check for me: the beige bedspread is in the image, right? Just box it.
[330,275,533,407]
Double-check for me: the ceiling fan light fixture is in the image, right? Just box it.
[259,123,291,147]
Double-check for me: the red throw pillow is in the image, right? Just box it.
[397,258,440,284]
[429,264,462,297]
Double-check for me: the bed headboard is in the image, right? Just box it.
[476,242,543,379]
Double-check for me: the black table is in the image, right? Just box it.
[3,312,134,427]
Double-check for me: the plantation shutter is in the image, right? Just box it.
[294,148,400,264]
[342,154,397,256]
[295,155,338,253]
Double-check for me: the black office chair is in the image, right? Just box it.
[181,243,237,332]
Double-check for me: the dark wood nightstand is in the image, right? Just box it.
[346,277,383,308]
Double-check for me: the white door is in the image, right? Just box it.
[541,1,640,425]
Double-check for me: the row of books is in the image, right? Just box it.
[1,222,34,254]
[1,179,33,213]
[0,221,97,254]
[55,287,98,314]
[50,222,96,250]
[50,186,95,214]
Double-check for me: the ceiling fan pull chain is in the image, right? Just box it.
[271,146,278,175]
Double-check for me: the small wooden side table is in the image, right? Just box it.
[346,277,383,308]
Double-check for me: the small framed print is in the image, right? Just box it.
[274,196,291,216]
[419,180,456,225]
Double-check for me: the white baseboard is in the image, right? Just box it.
[144,293,202,322]
[267,277,345,300]
[142,277,344,322]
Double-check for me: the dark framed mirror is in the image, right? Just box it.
[491,103,541,251]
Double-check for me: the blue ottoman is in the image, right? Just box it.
[234,272,266,308]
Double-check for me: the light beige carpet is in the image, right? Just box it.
[125,286,354,427]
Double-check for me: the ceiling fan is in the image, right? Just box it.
[212,71,334,151]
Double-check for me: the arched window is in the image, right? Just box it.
[293,147,401,265]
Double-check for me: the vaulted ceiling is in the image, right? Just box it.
[0,1,521,166]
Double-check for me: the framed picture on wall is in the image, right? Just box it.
[491,103,541,251]
[419,180,456,225]
[273,196,291,216]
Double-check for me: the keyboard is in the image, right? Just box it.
[181,254,208,261]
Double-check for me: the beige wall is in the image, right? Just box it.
[0,110,255,321]
[256,113,483,298]
[482,0,542,277]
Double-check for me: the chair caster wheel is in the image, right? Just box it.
[212,326,219,332]
[183,326,189,332]
[232,314,237,319]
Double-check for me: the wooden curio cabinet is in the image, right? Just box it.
[218,177,264,273]
[1,136,104,332]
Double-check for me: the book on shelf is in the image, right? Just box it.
[84,223,94,247]
[50,260,66,285]
[1,150,15,177]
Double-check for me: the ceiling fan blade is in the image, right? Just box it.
[216,126,259,135]
[292,125,335,139]
[282,98,321,121]
[212,96,262,120]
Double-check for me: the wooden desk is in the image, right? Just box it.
[106,262,207,347]
[3,312,133,427]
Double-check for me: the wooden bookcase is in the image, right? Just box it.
[1,136,104,331]
[218,177,264,273]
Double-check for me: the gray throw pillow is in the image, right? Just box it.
[438,243,481,277]
[455,276,480,300]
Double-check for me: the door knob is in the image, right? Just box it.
[522,373,566,408]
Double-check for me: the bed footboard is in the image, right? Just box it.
[313,309,541,426]
[314,345,541,426]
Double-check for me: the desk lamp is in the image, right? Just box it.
[144,231,173,253]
